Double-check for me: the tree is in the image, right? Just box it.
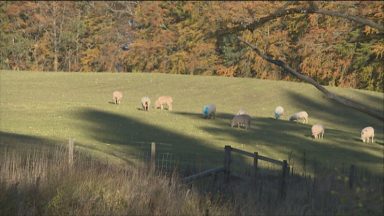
[233,2,384,120]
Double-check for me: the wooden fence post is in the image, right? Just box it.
[253,152,258,181]
[68,138,74,167]
[280,160,288,199]
[349,164,356,189]
[151,142,156,172]
[224,145,232,183]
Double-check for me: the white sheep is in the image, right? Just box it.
[112,91,123,104]
[237,108,247,115]
[274,106,284,119]
[311,124,324,139]
[141,96,151,111]
[231,114,251,130]
[202,104,216,119]
[361,127,374,143]
[155,96,173,111]
[289,111,308,124]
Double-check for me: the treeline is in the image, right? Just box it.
[1,1,383,91]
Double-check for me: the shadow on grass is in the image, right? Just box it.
[172,108,383,175]
[286,91,384,130]
[0,131,137,166]
[73,107,235,173]
[343,89,384,115]
[0,131,59,149]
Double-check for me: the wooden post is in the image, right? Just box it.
[253,152,258,180]
[224,145,232,183]
[280,160,288,199]
[349,164,356,189]
[151,142,156,172]
[68,138,74,167]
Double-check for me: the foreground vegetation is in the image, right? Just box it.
[1,145,382,216]
[0,146,233,215]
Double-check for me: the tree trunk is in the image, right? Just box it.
[238,37,384,121]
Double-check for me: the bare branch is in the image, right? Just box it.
[238,37,384,121]
[216,4,384,37]
[315,8,384,32]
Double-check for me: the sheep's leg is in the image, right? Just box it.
[169,103,172,111]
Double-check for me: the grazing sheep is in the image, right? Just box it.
[202,104,216,119]
[361,127,374,143]
[289,111,308,124]
[237,108,247,116]
[231,114,251,130]
[141,96,151,111]
[112,91,123,104]
[311,124,324,139]
[274,106,284,119]
[155,96,173,111]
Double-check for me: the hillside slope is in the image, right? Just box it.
[0,71,383,173]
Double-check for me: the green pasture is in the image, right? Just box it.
[0,71,383,173]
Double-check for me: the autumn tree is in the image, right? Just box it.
[0,1,382,93]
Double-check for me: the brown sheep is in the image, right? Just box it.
[311,124,324,139]
[112,91,123,104]
[361,127,374,143]
[155,96,173,111]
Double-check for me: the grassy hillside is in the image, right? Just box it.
[0,71,383,173]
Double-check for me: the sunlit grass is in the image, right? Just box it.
[0,70,383,173]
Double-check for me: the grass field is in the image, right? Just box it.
[0,71,383,174]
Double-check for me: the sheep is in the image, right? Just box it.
[274,106,284,119]
[112,91,123,104]
[202,104,216,119]
[289,111,308,124]
[311,124,324,139]
[361,127,374,143]
[237,108,247,116]
[141,96,151,111]
[231,114,251,130]
[155,96,173,111]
